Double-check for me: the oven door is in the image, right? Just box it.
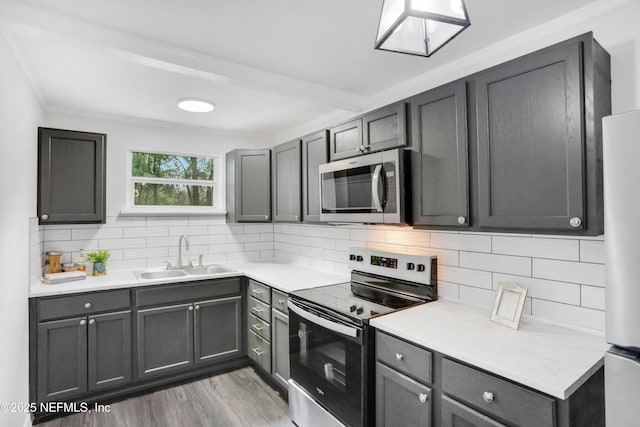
[288,299,364,427]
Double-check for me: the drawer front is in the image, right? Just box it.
[377,332,432,384]
[248,296,270,322]
[136,278,240,307]
[249,313,271,341]
[249,280,271,305]
[441,395,507,427]
[38,289,130,321]
[248,329,271,373]
[442,359,555,427]
[271,289,288,314]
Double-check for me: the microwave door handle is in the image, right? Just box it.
[288,300,359,338]
[372,164,384,213]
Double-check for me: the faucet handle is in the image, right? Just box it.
[162,261,172,270]
[188,259,194,268]
[198,254,204,268]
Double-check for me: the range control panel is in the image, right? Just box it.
[348,248,436,285]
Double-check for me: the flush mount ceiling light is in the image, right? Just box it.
[375,0,470,57]
[177,98,215,113]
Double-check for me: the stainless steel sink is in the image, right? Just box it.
[138,270,187,280]
[184,265,234,275]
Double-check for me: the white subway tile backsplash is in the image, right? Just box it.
[367,242,407,253]
[123,226,168,238]
[104,216,146,227]
[533,259,605,287]
[458,285,496,309]
[44,229,72,241]
[72,227,123,240]
[580,240,605,264]
[492,273,580,305]
[244,224,274,234]
[386,230,430,247]
[406,247,459,267]
[437,281,460,300]
[492,236,579,261]
[531,299,604,331]
[227,233,260,243]
[146,237,175,248]
[146,217,189,227]
[244,241,273,251]
[581,285,605,310]
[439,266,493,289]
[335,239,364,252]
[350,228,386,243]
[322,226,350,239]
[98,238,146,250]
[432,233,492,252]
[460,252,531,276]
[124,247,169,260]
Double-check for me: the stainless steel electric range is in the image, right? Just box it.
[287,248,437,427]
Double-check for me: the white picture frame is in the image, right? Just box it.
[490,282,528,330]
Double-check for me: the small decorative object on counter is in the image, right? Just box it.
[45,251,62,274]
[490,281,528,330]
[87,250,110,276]
[77,249,87,273]
[62,262,77,272]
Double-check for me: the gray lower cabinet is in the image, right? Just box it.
[272,139,302,222]
[411,80,469,228]
[301,130,329,223]
[36,310,132,402]
[226,149,272,222]
[37,127,106,224]
[376,362,432,427]
[475,33,610,234]
[194,296,242,363]
[271,306,289,390]
[441,395,506,427]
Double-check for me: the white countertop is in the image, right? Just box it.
[29,261,348,298]
[370,299,608,399]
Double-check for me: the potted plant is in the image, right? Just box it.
[87,250,110,276]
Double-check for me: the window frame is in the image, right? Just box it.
[125,149,224,214]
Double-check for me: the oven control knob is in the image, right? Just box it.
[350,305,357,313]
[407,262,415,270]
[417,264,426,272]
[349,254,356,261]
[356,307,364,315]
[356,255,363,262]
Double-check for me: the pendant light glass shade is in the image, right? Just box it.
[375,0,470,57]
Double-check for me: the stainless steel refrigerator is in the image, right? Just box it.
[603,109,640,426]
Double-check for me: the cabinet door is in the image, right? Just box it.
[236,150,272,222]
[302,130,329,223]
[271,308,290,390]
[38,127,106,224]
[330,118,363,161]
[194,296,242,364]
[376,362,432,427]
[272,140,302,222]
[36,317,87,402]
[363,102,408,153]
[87,311,131,391]
[476,42,584,232]
[136,303,194,378]
[411,81,469,227]
[441,395,507,427]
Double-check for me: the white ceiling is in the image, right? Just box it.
[0,0,606,140]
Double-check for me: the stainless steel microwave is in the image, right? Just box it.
[319,148,408,224]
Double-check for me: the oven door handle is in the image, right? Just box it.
[288,300,359,338]
[372,164,384,213]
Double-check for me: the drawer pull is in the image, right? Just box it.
[88,319,95,325]
[252,347,264,357]
[84,302,92,309]
[395,353,404,361]
[418,393,428,403]
[79,319,86,326]
[188,306,194,311]
[278,299,285,305]
[195,305,200,311]
[251,323,265,331]
[251,289,263,295]
[483,391,494,403]
[316,387,325,396]
[251,306,263,313]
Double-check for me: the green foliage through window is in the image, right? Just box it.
[131,152,216,208]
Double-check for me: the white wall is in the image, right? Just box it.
[43,113,269,216]
[0,35,43,427]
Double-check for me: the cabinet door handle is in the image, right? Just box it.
[251,289,263,295]
[252,347,264,356]
[79,319,87,326]
[88,319,95,325]
[195,305,200,311]
[251,306,263,313]
[84,302,92,309]
[418,393,428,403]
[569,217,582,228]
[188,305,194,311]
[41,214,49,221]
[395,353,404,361]
[278,299,285,305]
[482,391,494,403]
[264,215,269,220]
[251,323,265,331]
[457,216,466,225]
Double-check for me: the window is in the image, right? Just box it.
[128,150,222,211]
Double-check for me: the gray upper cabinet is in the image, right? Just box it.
[38,127,106,225]
[411,81,469,228]
[272,140,302,222]
[226,149,271,222]
[329,102,408,161]
[475,33,610,234]
[302,130,329,223]
[330,118,363,161]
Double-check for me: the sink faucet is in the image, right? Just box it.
[178,235,190,268]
